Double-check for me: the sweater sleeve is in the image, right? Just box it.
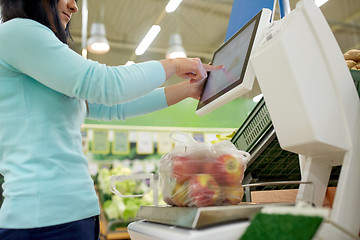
[0,19,165,105]
[87,88,168,120]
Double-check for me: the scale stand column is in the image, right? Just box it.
[296,156,332,207]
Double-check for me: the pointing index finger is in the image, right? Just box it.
[203,64,224,72]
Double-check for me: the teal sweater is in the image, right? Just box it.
[0,18,167,228]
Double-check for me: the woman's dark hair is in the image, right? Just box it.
[0,0,72,44]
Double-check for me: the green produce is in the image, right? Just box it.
[97,165,165,222]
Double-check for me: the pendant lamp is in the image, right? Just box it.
[87,22,110,54]
[166,33,187,59]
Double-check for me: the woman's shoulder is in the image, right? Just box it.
[0,18,52,37]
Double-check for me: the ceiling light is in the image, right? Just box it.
[166,33,187,59]
[166,0,183,13]
[315,0,329,7]
[87,23,110,54]
[81,0,88,55]
[135,25,161,56]
[125,61,135,66]
[82,49,88,58]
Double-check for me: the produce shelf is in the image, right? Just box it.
[96,184,130,240]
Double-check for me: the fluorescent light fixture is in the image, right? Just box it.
[135,25,161,56]
[315,0,329,7]
[125,61,135,66]
[166,33,187,59]
[166,0,183,13]
[87,23,110,54]
[81,0,88,50]
[252,94,263,103]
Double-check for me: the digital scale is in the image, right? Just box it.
[111,0,360,239]
[127,203,291,240]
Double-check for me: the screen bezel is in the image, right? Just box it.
[196,10,263,111]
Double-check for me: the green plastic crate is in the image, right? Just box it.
[231,97,272,153]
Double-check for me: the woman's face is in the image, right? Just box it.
[57,0,78,29]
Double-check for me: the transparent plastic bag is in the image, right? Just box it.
[159,131,250,207]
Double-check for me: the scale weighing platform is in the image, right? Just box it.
[127,203,291,240]
[128,220,249,240]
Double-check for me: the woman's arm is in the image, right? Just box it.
[87,77,215,121]
[0,19,165,105]
[87,88,167,120]
[1,20,222,107]
[164,79,205,106]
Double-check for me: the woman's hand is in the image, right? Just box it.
[159,58,223,81]
[164,77,213,106]
[163,80,200,106]
[187,77,206,100]
[161,58,223,106]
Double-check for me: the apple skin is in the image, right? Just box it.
[189,174,220,207]
[203,154,244,186]
[171,181,190,207]
[221,184,244,205]
[172,155,202,184]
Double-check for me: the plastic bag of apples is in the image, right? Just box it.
[159,131,250,207]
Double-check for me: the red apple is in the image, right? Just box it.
[221,184,244,205]
[171,181,190,207]
[189,174,220,207]
[172,155,202,184]
[203,154,244,186]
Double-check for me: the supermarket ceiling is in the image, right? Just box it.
[69,0,360,68]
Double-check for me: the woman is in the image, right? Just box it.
[0,0,222,239]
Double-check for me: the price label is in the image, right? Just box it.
[136,131,154,154]
[92,130,109,154]
[157,132,173,154]
[112,131,130,155]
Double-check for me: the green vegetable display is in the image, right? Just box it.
[97,165,165,223]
